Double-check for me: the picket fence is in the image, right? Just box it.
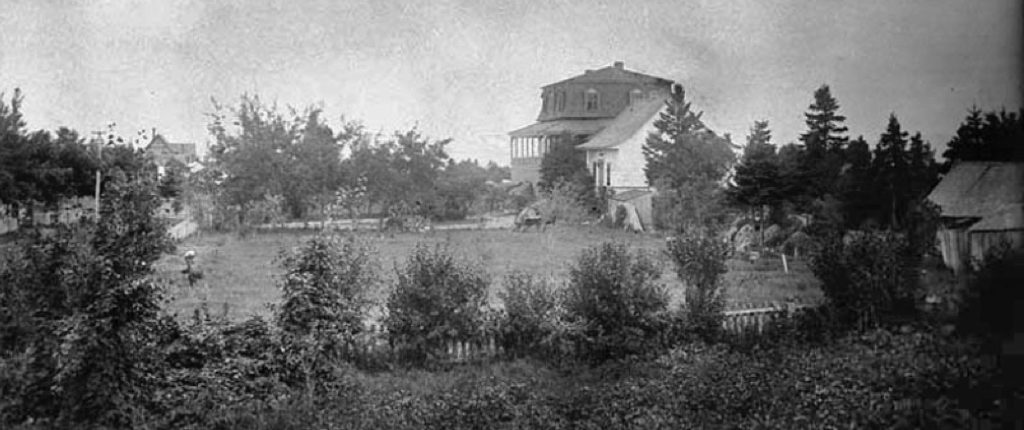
[168,219,199,240]
[338,302,820,364]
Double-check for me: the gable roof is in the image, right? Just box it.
[543,63,673,89]
[927,161,1024,219]
[576,96,665,150]
[146,135,196,155]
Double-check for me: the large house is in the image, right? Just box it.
[508,62,675,229]
[927,161,1024,274]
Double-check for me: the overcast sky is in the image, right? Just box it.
[1,0,1020,165]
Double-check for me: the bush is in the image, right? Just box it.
[0,178,172,428]
[496,272,573,359]
[563,242,669,362]
[384,244,490,364]
[811,230,920,330]
[276,234,377,342]
[957,244,1024,351]
[665,234,729,342]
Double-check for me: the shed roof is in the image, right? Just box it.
[577,97,665,150]
[509,118,613,137]
[927,161,1024,219]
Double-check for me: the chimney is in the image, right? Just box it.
[614,61,624,69]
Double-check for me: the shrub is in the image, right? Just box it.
[563,242,668,362]
[811,230,920,330]
[666,234,729,342]
[957,244,1024,351]
[276,234,377,342]
[384,244,490,364]
[497,272,573,359]
[0,178,172,428]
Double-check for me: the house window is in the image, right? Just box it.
[628,89,643,105]
[556,91,566,112]
[606,163,612,186]
[585,89,599,111]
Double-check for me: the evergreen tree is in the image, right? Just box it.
[798,85,849,197]
[907,132,939,200]
[872,114,910,229]
[942,107,1024,169]
[728,120,781,242]
[837,136,877,229]
[643,85,736,234]
[643,85,735,190]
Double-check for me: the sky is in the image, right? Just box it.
[1,0,1020,165]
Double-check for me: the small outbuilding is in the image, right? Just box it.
[927,161,1024,274]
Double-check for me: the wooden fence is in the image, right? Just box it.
[168,219,199,240]
[337,302,820,364]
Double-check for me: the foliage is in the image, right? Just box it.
[276,234,377,343]
[811,230,920,330]
[496,272,572,359]
[798,84,849,198]
[0,175,171,428]
[384,244,490,364]
[957,245,1024,352]
[942,106,1024,168]
[728,120,782,214]
[538,133,593,197]
[643,85,735,234]
[666,234,729,341]
[563,242,669,362]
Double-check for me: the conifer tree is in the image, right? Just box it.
[837,136,877,229]
[907,132,939,200]
[728,120,782,246]
[798,85,849,198]
[872,114,910,229]
[643,85,736,234]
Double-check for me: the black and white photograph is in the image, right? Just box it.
[1,0,1022,428]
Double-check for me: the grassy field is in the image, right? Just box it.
[153,225,822,321]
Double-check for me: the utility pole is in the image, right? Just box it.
[91,130,104,219]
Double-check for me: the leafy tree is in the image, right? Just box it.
[643,85,736,234]
[941,107,1024,169]
[158,158,188,200]
[539,133,590,190]
[728,120,782,243]
[0,173,172,427]
[872,114,911,229]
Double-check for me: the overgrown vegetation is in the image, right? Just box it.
[667,234,730,341]
[384,244,491,364]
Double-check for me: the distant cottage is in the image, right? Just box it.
[146,134,198,168]
[927,161,1024,274]
[508,61,675,229]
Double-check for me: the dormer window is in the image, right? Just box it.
[585,88,599,111]
[542,92,550,113]
[556,90,566,112]
[628,88,643,106]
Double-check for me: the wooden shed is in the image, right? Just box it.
[927,162,1024,274]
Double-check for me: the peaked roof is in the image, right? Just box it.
[542,64,673,89]
[147,135,196,154]
[927,161,1024,221]
[576,96,665,150]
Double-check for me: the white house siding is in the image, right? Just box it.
[582,107,659,191]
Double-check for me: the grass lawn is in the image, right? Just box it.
[153,225,822,321]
